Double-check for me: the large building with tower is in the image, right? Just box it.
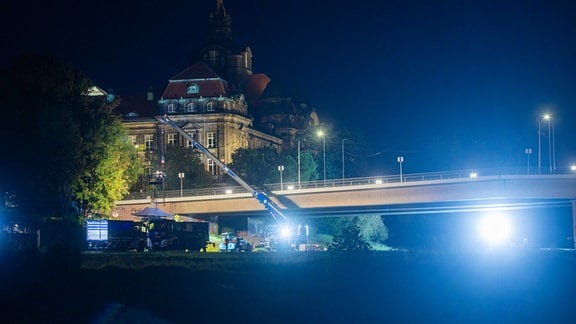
[117,0,320,177]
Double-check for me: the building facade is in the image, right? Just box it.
[118,0,318,177]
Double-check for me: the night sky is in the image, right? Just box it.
[2,0,575,174]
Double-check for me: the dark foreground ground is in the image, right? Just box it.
[2,249,576,323]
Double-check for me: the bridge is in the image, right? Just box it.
[115,169,576,239]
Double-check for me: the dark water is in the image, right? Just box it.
[2,250,576,323]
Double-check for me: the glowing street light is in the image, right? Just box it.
[317,130,326,186]
[538,113,556,174]
[278,165,284,190]
[397,156,404,182]
[571,164,576,172]
[525,148,532,175]
[178,172,185,197]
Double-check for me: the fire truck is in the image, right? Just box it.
[158,115,288,224]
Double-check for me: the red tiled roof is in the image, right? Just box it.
[161,62,229,99]
[161,79,228,99]
[245,73,271,104]
[115,92,159,117]
[169,62,220,80]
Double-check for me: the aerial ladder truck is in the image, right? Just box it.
[158,115,295,249]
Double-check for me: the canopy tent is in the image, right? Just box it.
[132,207,174,219]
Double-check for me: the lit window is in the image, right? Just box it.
[207,132,216,148]
[187,84,199,94]
[186,102,196,112]
[187,133,197,148]
[167,103,176,113]
[207,159,216,175]
[128,135,137,146]
[144,135,154,150]
[167,133,177,145]
[208,50,219,66]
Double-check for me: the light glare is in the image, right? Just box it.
[478,214,512,246]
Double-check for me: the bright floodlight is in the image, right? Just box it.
[279,226,292,239]
[478,214,512,246]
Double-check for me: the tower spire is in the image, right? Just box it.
[209,0,232,46]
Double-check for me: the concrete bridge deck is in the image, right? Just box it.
[115,171,576,220]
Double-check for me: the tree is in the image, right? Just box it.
[356,215,389,244]
[229,147,280,186]
[313,215,388,250]
[74,115,142,217]
[0,53,141,220]
[229,146,319,187]
[162,145,213,190]
[329,220,372,252]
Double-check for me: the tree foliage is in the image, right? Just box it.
[329,220,372,252]
[0,53,141,220]
[229,146,319,187]
[314,215,388,250]
[229,147,279,186]
[356,215,389,244]
[162,145,213,190]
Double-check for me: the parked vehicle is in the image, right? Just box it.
[218,232,250,252]
[86,219,209,252]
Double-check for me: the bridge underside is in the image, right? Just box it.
[116,175,576,248]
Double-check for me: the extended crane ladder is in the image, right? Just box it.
[157,115,288,222]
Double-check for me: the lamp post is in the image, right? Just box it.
[341,138,348,185]
[278,165,284,190]
[317,130,326,186]
[150,170,166,210]
[538,113,555,174]
[297,140,301,189]
[545,114,553,173]
[178,172,185,197]
[397,156,404,182]
[525,148,532,175]
[550,116,556,173]
[538,117,542,174]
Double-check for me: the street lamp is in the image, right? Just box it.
[317,130,326,186]
[538,113,556,174]
[149,170,166,209]
[341,138,348,185]
[571,164,576,172]
[297,140,301,189]
[278,165,284,190]
[525,148,532,175]
[178,172,185,197]
[397,156,404,182]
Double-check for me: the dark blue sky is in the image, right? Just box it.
[2,0,575,174]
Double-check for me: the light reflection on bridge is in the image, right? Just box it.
[117,168,576,219]
[124,168,575,201]
[115,168,576,249]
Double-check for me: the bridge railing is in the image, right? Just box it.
[122,167,573,201]
[263,167,533,191]
[123,185,252,201]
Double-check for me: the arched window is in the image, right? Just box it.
[186,102,196,112]
[167,103,176,113]
[206,101,216,112]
